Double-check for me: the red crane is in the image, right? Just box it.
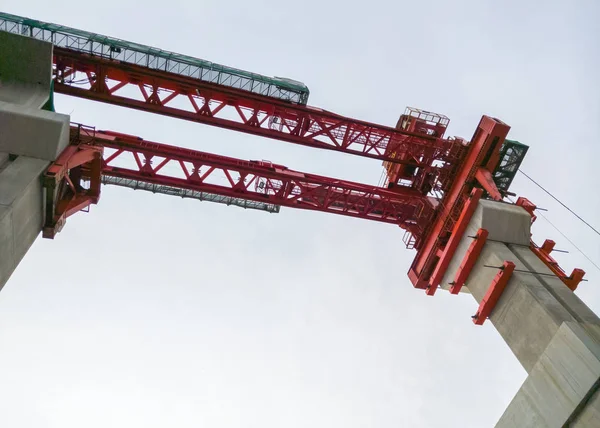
[4,12,576,297]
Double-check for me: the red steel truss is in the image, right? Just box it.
[63,125,436,239]
[44,45,558,293]
[43,59,586,296]
[52,48,465,194]
[47,45,513,284]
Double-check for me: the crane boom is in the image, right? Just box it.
[41,125,435,238]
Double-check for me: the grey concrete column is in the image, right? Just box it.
[0,156,49,290]
[0,32,70,291]
[439,200,600,427]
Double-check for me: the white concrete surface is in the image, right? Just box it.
[0,101,70,161]
[497,322,600,427]
[0,156,48,291]
[439,198,600,427]
[0,30,53,107]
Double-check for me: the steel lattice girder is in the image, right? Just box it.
[69,126,436,239]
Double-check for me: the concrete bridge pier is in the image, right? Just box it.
[0,31,69,291]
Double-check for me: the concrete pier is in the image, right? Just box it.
[440,199,600,427]
[0,32,69,291]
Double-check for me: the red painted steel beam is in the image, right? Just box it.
[531,239,586,291]
[475,168,502,200]
[426,188,483,295]
[51,48,463,192]
[408,116,510,288]
[449,228,489,294]
[472,261,515,325]
[69,126,435,235]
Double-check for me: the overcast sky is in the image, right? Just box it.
[1,1,599,427]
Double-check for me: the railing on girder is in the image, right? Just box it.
[0,12,310,105]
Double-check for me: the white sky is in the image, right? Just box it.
[1,0,599,426]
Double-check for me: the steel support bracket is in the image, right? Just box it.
[42,140,103,239]
[474,168,502,201]
[472,261,515,325]
[449,228,489,294]
[516,196,537,222]
[531,239,585,291]
[425,188,483,296]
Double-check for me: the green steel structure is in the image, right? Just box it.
[0,12,310,104]
[493,139,529,192]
